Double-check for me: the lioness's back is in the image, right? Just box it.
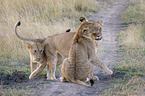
[53,32,76,56]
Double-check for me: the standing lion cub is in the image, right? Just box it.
[61,21,99,86]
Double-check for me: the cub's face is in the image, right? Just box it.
[26,42,44,62]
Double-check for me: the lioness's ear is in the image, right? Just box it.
[79,17,88,23]
[26,43,32,49]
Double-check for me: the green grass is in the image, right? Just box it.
[101,1,145,95]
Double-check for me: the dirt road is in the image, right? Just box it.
[1,1,127,96]
[30,2,127,96]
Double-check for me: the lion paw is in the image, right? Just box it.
[29,75,34,80]
[48,77,57,80]
[92,76,99,81]
[86,78,90,82]
[105,69,113,75]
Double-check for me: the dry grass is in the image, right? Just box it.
[102,76,145,96]
[122,0,145,24]
[101,24,145,95]
[0,0,99,68]
[118,23,145,73]
[119,0,145,73]
[121,25,144,47]
[101,1,145,95]
[0,87,34,96]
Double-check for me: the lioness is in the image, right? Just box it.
[14,17,113,80]
[61,21,98,86]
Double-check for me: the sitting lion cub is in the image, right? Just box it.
[61,21,99,86]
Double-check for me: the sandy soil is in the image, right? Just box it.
[1,1,127,96]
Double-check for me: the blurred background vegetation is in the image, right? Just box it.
[102,0,145,95]
[0,0,108,73]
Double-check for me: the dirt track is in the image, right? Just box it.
[1,1,127,96]
[34,2,127,96]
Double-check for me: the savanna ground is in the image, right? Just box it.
[0,0,145,96]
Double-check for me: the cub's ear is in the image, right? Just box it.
[26,43,32,49]
[79,16,88,23]
[66,29,71,32]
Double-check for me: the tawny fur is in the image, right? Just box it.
[61,22,97,86]
[14,17,113,80]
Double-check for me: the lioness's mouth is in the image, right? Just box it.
[95,37,103,40]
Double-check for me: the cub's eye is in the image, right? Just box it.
[34,50,37,53]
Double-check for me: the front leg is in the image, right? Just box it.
[30,61,38,73]
[29,62,46,79]
[90,56,113,75]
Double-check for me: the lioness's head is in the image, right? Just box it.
[67,17,103,41]
[91,20,103,41]
[79,17,103,41]
[26,42,44,62]
[75,19,103,42]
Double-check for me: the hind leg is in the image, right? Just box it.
[47,60,57,80]
[61,58,71,82]
[46,51,58,80]
[46,56,62,80]
[56,53,64,66]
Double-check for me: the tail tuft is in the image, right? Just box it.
[17,21,21,26]
[90,79,94,86]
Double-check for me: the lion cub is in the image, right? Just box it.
[61,21,98,86]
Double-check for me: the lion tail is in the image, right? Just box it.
[90,79,94,86]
